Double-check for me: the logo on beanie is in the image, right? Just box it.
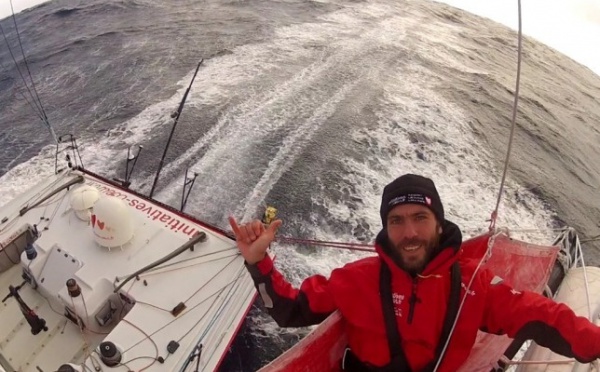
[389,194,430,208]
[380,174,444,226]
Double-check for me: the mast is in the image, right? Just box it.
[149,59,204,198]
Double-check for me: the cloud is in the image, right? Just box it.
[0,0,51,20]
[435,0,600,76]
[574,0,600,24]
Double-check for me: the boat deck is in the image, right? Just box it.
[0,169,255,372]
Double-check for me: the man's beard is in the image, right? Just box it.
[389,229,441,276]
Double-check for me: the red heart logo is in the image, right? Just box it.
[98,221,105,230]
[91,214,96,227]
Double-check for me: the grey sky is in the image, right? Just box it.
[2,0,599,75]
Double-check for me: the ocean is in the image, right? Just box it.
[1,0,600,370]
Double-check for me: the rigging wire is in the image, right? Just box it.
[121,318,159,371]
[122,275,240,353]
[1,1,59,143]
[9,0,52,124]
[0,22,44,119]
[488,0,524,231]
[275,236,374,252]
[434,1,524,371]
[0,60,45,121]
[581,234,600,244]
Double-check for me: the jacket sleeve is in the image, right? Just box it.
[245,254,337,327]
[480,270,600,363]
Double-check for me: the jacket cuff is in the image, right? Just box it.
[245,254,274,279]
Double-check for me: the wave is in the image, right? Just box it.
[43,0,150,20]
[52,7,79,17]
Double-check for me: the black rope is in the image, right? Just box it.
[0,21,44,119]
[0,61,45,121]
[581,234,600,244]
[16,90,45,121]
[9,0,52,126]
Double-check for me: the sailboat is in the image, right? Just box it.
[0,166,258,371]
[2,148,597,372]
[0,21,256,370]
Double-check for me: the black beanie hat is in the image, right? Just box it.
[380,174,444,227]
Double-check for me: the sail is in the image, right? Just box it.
[457,233,559,372]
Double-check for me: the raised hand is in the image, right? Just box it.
[228,216,282,265]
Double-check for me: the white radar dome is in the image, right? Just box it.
[70,185,100,221]
[91,196,134,248]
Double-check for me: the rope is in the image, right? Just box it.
[119,256,242,359]
[273,227,572,252]
[0,22,45,120]
[128,249,239,278]
[176,279,231,343]
[184,256,238,303]
[489,0,523,231]
[499,355,575,366]
[121,318,159,371]
[581,234,600,244]
[432,229,500,372]
[272,227,574,253]
[181,264,247,371]
[0,170,72,235]
[115,255,241,314]
[8,0,47,116]
[275,236,375,252]
[122,273,241,353]
[38,189,69,231]
[0,61,46,122]
[7,0,58,143]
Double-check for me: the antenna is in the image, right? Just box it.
[113,145,143,189]
[149,59,204,198]
[55,134,84,174]
[180,168,198,212]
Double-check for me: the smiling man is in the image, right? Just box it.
[381,175,445,277]
[229,174,600,372]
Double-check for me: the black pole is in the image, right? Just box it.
[180,168,198,212]
[2,283,48,335]
[149,59,204,198]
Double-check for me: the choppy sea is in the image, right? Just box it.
[1,0,599,370]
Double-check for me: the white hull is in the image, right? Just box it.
[516,267,600,372]
[0,169,256,372]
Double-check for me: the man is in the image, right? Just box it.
[229,174,600,371]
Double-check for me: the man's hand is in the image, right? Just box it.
[228,216,282,265]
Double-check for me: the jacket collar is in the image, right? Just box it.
[375,219,463,277]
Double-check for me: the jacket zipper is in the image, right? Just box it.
[408,277,419,324]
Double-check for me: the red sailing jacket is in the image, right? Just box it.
[245,221,600,371]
